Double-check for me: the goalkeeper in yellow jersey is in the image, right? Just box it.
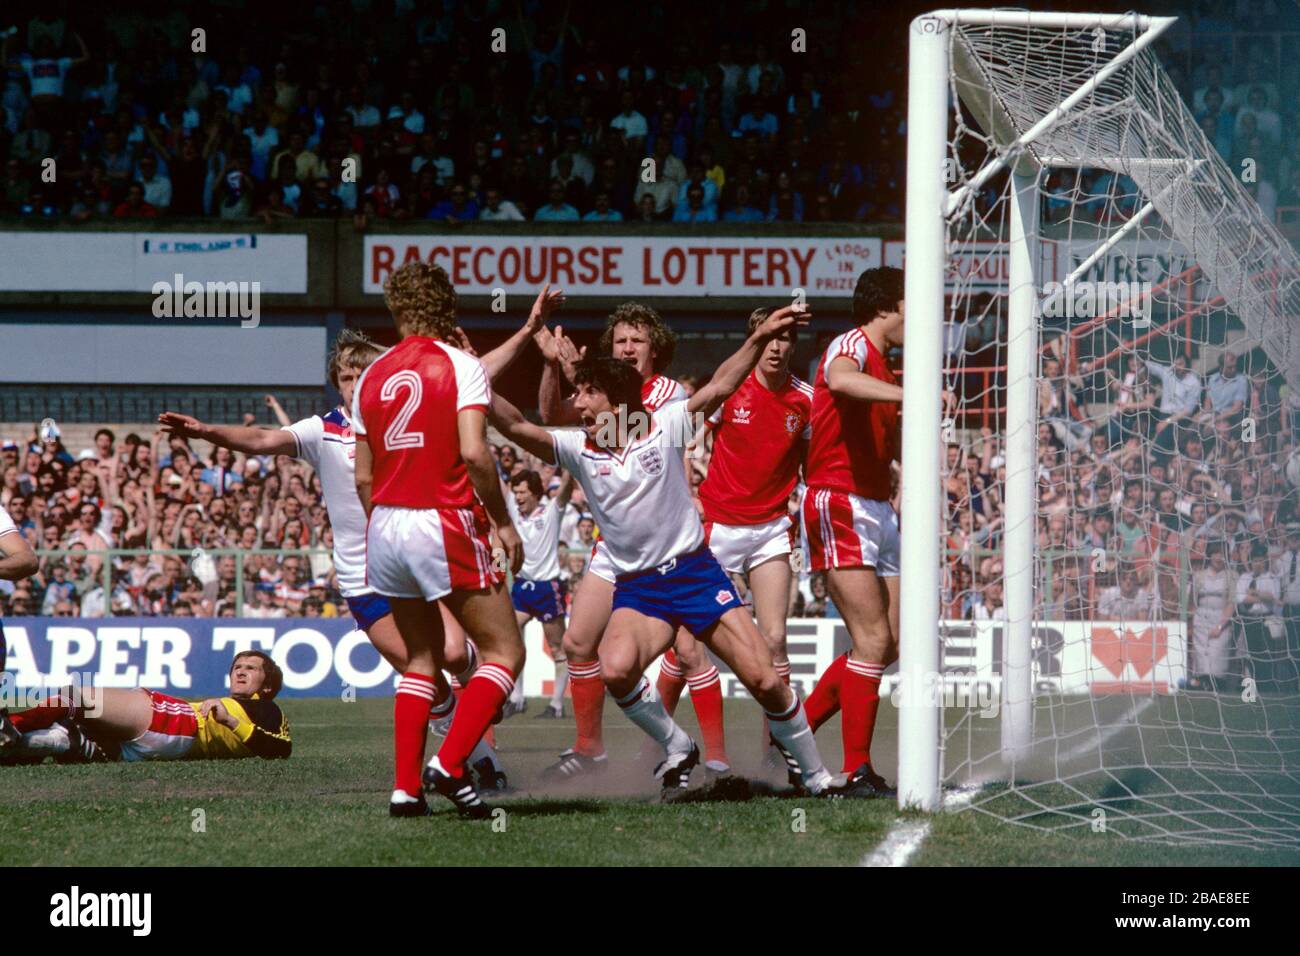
[0,651,291,763]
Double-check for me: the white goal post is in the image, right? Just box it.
[899,6,1300,834]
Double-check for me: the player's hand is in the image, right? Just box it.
[534,323,560,362]
[553,326,586,380]
[199,698,238,729]
[527,283,566,334]
[158,411,203,439]
[495,524,524,575]
[753,303,811,341]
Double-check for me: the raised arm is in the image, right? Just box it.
[489,391,559,465]
[459,407,523,573]
[536,324,582,425]
[159,412,298,457]
[481,284,566,382]
[688,304,811,420]
[69,32,89,68]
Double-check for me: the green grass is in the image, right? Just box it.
[1,696,1298,866]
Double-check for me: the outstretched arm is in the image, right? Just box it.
[480,283,566,382]
[490,391,559,465]
[688,304,811,420]
[159,412,297,457]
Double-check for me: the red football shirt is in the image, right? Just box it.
[641,373,687,410]
[700,371,812,525]
[352,336,491,509]
[805,328,898,501]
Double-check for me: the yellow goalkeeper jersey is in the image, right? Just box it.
[187,695,292,760]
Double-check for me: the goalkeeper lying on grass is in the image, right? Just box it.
[0,650,291,763]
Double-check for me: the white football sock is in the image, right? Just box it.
[550,661,569,709]
[766,689,833,793]
[21,725,71,756]
[616,677,692,755]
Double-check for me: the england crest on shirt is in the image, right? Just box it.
[637,447,664,476]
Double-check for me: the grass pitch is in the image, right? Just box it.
[2,696,1297,866]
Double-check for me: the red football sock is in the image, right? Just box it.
[394,673,436,795]
[9,688,80,734]
[840,657,885,773]
[687,665,729,767]
[568,658,606,757]
[438,663,513,778]
[656,649,687,717]
[804,652,848,733]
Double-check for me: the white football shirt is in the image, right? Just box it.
[551,402,703,577]
[283,407,371,597]
[0,504,16,539]
[506,494,563,582]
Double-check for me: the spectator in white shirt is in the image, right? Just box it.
[137,152,172,211]
[1099,564,1156,620]
[478,186,525,221]
[1145,353,1201,453]
[609,90,647,149]
[345,85,380,130]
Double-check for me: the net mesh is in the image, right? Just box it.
[934,14,1300,849]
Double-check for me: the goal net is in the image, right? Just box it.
[898,10,1300,850]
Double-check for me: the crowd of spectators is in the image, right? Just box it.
[939,330,1300,691]
[2,2,1294,228]
[0,1,911,226]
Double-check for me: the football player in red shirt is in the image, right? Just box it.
[698,306,812,763]
[801,267,907,796]
[533,304,731,779]
[353,261,525,819]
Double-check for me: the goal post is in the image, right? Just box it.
[899,8,1300,846]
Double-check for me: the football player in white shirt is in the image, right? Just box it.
[0,503,39,749]
[505,467,576,718]
[490,309,846,799]
[533,302,730,779]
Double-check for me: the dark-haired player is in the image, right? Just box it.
[534,303,730,778]
[492,311,847,798]
[0,502,39,747]
[2,651,291,762]
[506,467,575,719]
[801,267,906,795]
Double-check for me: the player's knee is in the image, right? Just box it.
[761,628,788,659]
[443,645,469,674]
[562,628,596,661]
[599,644,640,695]
[750,668,784,701]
